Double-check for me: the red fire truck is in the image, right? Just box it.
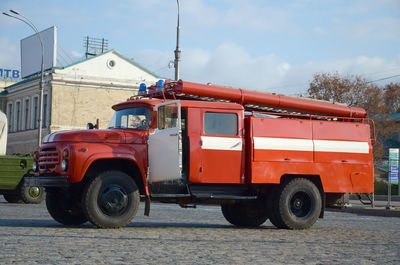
[26,80,374,229]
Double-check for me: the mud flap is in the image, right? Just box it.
[319,192,325,218]
[144,195,151,216]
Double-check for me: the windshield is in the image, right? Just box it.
[108,106,151,130]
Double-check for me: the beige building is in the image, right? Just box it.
[0,50,161,154]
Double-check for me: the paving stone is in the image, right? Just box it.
[0,197,399,264]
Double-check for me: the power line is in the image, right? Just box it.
[366,74,400,84]
[358,67,400,78]
[58,44,74,64]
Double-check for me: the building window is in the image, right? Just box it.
[204,112,238,136]
[6,102,12,132]
[32,96,39,129]
[23,98,30,130]
[14,101,21,131]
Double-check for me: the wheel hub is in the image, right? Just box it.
[290,192,311,218]
[99,185,128,216]
[28,187,41,198]
[293,198,303,210]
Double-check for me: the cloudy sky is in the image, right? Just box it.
[1,0,400,94]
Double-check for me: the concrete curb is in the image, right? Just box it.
[327,207,400,217]
[349,194,400,201]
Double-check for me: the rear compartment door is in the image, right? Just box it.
[148,100,182,182]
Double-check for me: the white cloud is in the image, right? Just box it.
[132,42,400,96]
[179,43,293,91]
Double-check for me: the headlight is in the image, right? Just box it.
[32,161,38,172]
[61,159,68,171]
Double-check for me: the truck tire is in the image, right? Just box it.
[221,199,268,227]
[276,178,322,230]
[3,194,23,203]
[266,188,286,229]
[46,191,88,225]
[82,170,140,228]
[19,178,45,204]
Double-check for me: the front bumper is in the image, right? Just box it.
[24,175,69,188]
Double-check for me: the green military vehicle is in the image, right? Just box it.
[0,155,45,204]
[0,111,44,204]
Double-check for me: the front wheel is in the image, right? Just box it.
[46,191,88,225]
[19,178,45,204]
[221,199,269,227]
[82,170,140,228]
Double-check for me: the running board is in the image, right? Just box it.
[193,194,257,200]
[189,184,258,200]
[150,194,191,198]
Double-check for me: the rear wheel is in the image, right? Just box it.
[275,178,322,230]
[82,170,140,228]
[46,191,88,225]
[221,199,269,227]
[266,188,286,229]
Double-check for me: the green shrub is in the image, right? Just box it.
[374,180,399,195]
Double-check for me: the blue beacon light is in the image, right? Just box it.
[138,83,147,95]
[156,80,165,91]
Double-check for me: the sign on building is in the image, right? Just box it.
[0,68,20,81]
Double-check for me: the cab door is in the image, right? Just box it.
[148,101,182,182]
[199,110,243,183]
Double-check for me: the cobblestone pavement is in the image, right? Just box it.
[1,197,400,265]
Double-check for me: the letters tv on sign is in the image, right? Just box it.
[20,26,57,78]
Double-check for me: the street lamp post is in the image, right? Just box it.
[3,10,45,147]
[174,0,181,81]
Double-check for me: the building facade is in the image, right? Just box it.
[0,50,160,154]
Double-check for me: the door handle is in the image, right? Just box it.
[170,133,178,136]
[231,142,240,148]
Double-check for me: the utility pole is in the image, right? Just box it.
[174,0,181,81]
[3,10,45,147]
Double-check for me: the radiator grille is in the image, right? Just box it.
[38,147,59,172]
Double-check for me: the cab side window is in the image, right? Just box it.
[204,112,237,136]
[158,105,178,129]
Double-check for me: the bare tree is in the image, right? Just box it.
[307,72,400,163]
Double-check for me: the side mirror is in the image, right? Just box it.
[87,123,95,130]
[87,119,100,130]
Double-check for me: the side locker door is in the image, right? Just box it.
[200,110,243,183]
[148,100,182,182]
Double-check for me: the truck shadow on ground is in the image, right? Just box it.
[0,218,276,230]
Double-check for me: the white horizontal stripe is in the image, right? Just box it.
[253,137,369,154]
[314,140,369,154]
[201,136,242,151]
[254,137,313,151]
